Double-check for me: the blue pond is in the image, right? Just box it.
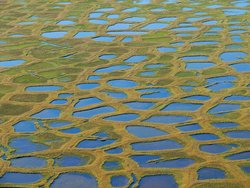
[198,167,226,180]
[73,106,115,118]
[161,102,203,112]
[51,173,97,188]
[111,175,129,187]
[25,85,62,92]
[124,101,155,110]
[42,31,67,38]
[11,157,47,168]
[0,172,43,184]
[104,113,139,122]
[74,97,102,108]
[131,139,183,151]
[13,120,36,133]
[144,115,192,124]
[32,108,61,119]
[126,125,167,138]
[0,59,26,67]
[107,79,137,88]
[138,174,178,188]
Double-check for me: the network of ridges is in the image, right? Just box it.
[0,0,249,187]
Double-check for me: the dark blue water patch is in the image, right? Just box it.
[126,125,167,138]
[134,0,151,5]
[76,83,100,90]
[107,14,119,19]
[198,167,226,180]
[96,7,114,12]
[104,113,139,122]
[74,97,102,108]
[224,95,250,101]
[181,85,194,91]
[88,75,100,80]
[54,155,87,167]
[182,55,208,61]
[176,123,201,132]
[57,20,76,25]
[111,175,129,187]
[122,7,140,12]
[140,71,155,76]
[95,65,131,73]
[107,31,147,35]
[32,108,61,119]
[25,85,63,92]
[123,17,146,22]
[131,139,183,151]
[74,31,96,38]
[51,172,98,188]
[131,155,194,168]
[103,161,121,170]
[208,103,240,115]
[99,54,117,60]
[203,20,217,25]
[225,130,250,139]
[137,88,171,98]
[60,127,81,134]
[0,59,26,67]
[103,91,127,99]
[9,137,48,155]
[58,93,73,98]
[241,166,250,174]
[13,120,36,133]
[42,31,67,38]
[77,138,116,148]
[171,26,199,32]
[0,172,43,184]
[161,102,203,112]
[231,35,243,43]
[212,122,239,129]
[92,36,115,42]
[227,151,250,160]
[219,51,247,63]
[124,101,155,110]
[105,147,123,154]
[186,62,215,70]
[191,133,219,141]
[158,17,177,22]
[230,63,250,72]
[73,106,115,118]
[190,41,218,45]
[107,79,137,88]
[122,37,133,42]
[138,174,178,188]
[223,9,248,16]
[89,12,103,18]
[157,47,176,53]
[50,99,67,105]
[207,82,235,92]
[182,95,210,101]
[124,55,147,63]
[144,115,192,124]
[89,19,108,24]
[108,23,132,30]
[200,144,232,154]
[11,157,47,168]
[141,22,168,30]
[49,121,71,128]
